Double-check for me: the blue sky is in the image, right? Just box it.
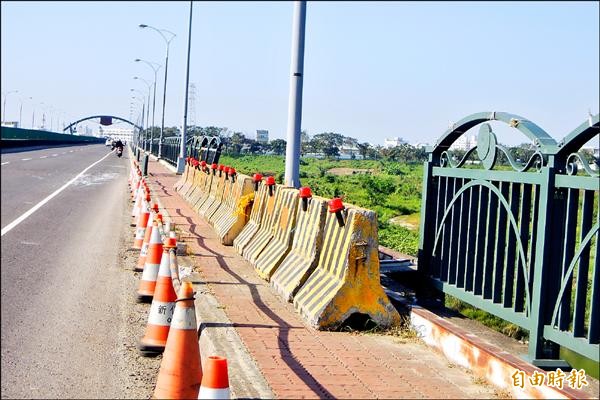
[1,1,598,146]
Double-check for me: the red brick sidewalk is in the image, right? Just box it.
[145,160,498,399]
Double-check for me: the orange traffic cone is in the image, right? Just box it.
[135,217,155,272]
[139,238,178,355]
[137,221,163,302]
[133,211,150,249]
[153,281,202,399]
[131,185,143,218]
[166,236,181,294]
[198,356,230,399]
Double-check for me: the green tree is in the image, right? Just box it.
[357,142,371,160]
[229,132,246,155]
[270,138,287,155]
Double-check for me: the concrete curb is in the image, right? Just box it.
[410,306,594,399]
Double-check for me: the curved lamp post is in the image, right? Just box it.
[19,96,32,129]
[139,23,176,159]
[133,76,152,142]
[134,58,160,152]
[2,90,19,125]
[131,88,148,147]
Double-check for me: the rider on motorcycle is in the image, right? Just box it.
[113,139,124,151]
[113,139,124,157]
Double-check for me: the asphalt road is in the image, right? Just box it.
[0,144,150,398]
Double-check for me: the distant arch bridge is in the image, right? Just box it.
[63,115,143,134]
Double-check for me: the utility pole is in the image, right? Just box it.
[284,1,307,188]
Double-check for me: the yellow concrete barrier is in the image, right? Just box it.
[198,171,226,218]
[185,164,206,205]
[293,204,400,330]
[206,171,234,225]
[254,189,300,280]
[232,182,271,254]
[212,174,254,245]
[174,159,191,192]
[192,168,217,212]
[241,185,293,264]
[180,162,198,200]
[188,166,211,209]
[270,196,328,302]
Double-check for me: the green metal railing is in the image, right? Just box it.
[418,111,599,365]
[135,135,223,167]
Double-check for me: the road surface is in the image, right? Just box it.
[1,144,157,399]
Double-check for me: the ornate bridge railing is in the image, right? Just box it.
[136,135,223,167]
[418,111,599,365]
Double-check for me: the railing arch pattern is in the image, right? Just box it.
[419,111,599,365]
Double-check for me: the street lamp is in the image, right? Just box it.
[2,90,19,124]
[133,76,151,139]
[134,58,160,152]
[131,96,146,149]
[131,89,147,146]
[19,96,32,129]
[139,23,176,159]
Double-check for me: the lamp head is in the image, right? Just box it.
[139,24,148,28]
[134,58,141,62]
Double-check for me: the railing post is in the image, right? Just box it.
[528,165,562,365]
[418,158,434,277]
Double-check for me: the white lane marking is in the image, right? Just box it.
[52,154,58,157]
[21,158,32,161]
[40,156,48,159]
[1,151,113,237]
[1,162,9,165]
[69,150,74,153]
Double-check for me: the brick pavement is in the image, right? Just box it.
[145,159,498,399]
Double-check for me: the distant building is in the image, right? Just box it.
[384,137,407,148]
[450,134,476,151]
[100,127,134,143]
[412,142,430,149]
[256,130,269,144]
[339,144,359,160]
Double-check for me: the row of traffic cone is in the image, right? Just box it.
[127,156,230,399]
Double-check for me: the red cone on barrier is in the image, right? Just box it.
[253,173,263,191]
[299,186,312,211]
[265,176,275,196]
[328,197,345,227]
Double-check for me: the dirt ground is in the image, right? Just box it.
[327,167,373,175]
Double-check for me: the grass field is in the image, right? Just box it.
[219,154,422,256]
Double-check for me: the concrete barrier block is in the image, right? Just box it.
[293,205,401,330]
[213,174,254,245]
[254,189,300,280]
[232,182,269,254]
[241,185,292,264]
[270,196,328,302]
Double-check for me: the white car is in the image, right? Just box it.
[105,138,112,146]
